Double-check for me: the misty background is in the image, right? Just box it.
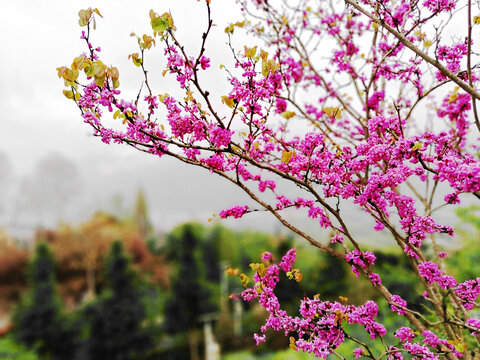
[0,0,299,241]
[0,0,464,246]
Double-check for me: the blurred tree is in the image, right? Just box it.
[305,243,349,301]
[134,188,151,239]
[374,250,428,312]
[164,223,218,360]
[203,227,222,283]
[83,241,153,360]
[45,211,168,305]
[13,242,77,360]
[0,232,28,303]
[448,206,480,281]
[274,237,303,311]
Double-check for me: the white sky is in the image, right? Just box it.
[1,0,242,173]
[0,0,276,235]
[0,1,464,243]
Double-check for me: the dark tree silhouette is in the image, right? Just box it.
[14,242,77,360]
[83,241,153,360]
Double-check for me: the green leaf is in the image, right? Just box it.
[84,66,94,77]
[94,75,106,88]
[151,17,168,33]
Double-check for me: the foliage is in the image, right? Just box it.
[13,242,77,360]
[42,211,168,304]
[0,336,39,360]
[82,241,154,360]
[164,223,218,334]
[0,232,28,302]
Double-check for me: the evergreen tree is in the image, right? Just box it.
[83,241,153,360]
[274,237,303,310]
[164,224,217,334]
[203,227,221,283]
[164,224,217,360]
[14,242,77,360]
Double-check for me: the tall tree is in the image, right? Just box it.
[164,224,217,360]
[83,241,153,360]
[13,242,77,360]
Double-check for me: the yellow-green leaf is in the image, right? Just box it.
[423,40,433,48]
[411,142,422,151]
[262,59,277,77]
[474,16,480,24]
[84,66,94,77]
[72,56,85,70]
[249,263,266,277]
[244,45,257,58]
[129,53,142,67]
[93,8,103,18]
[162,12,175,30]
[93,61,105,77]
[259,49,268,62]
[323,107,341,119]
[63,90,74,99]
[221,95,235,108]
[224,21,245,34]
[108,66,119,81]
[240,273,250,287]
[281,111,295,120]
[151,16,168,33]
[78,9,92,27]
[282,151,294,164]
[63,68,79,82]
[94,75,105,88]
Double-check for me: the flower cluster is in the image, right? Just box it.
[241,249,388,358]
[418,261,458,289]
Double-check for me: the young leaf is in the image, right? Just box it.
[221,96,235,108]
[151,17,168,33]
[281,111,296,120]
[63,90,74,99]
[282,151,294,164]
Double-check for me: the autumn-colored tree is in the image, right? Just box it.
[42,211,167,305]
[0,231,28,304]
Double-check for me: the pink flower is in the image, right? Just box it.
[369,273,381,286]
[199,55,210,70]
[353,347,363,359]
[219,205,249,219]
[261,251,272,262]
[395,327,415,342]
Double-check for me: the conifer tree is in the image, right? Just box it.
[14,242,77,360]
[83,241,153,360]
[164,224,217,360]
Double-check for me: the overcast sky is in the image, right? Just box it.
[0,0,280,236]
[0,1,464,246]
